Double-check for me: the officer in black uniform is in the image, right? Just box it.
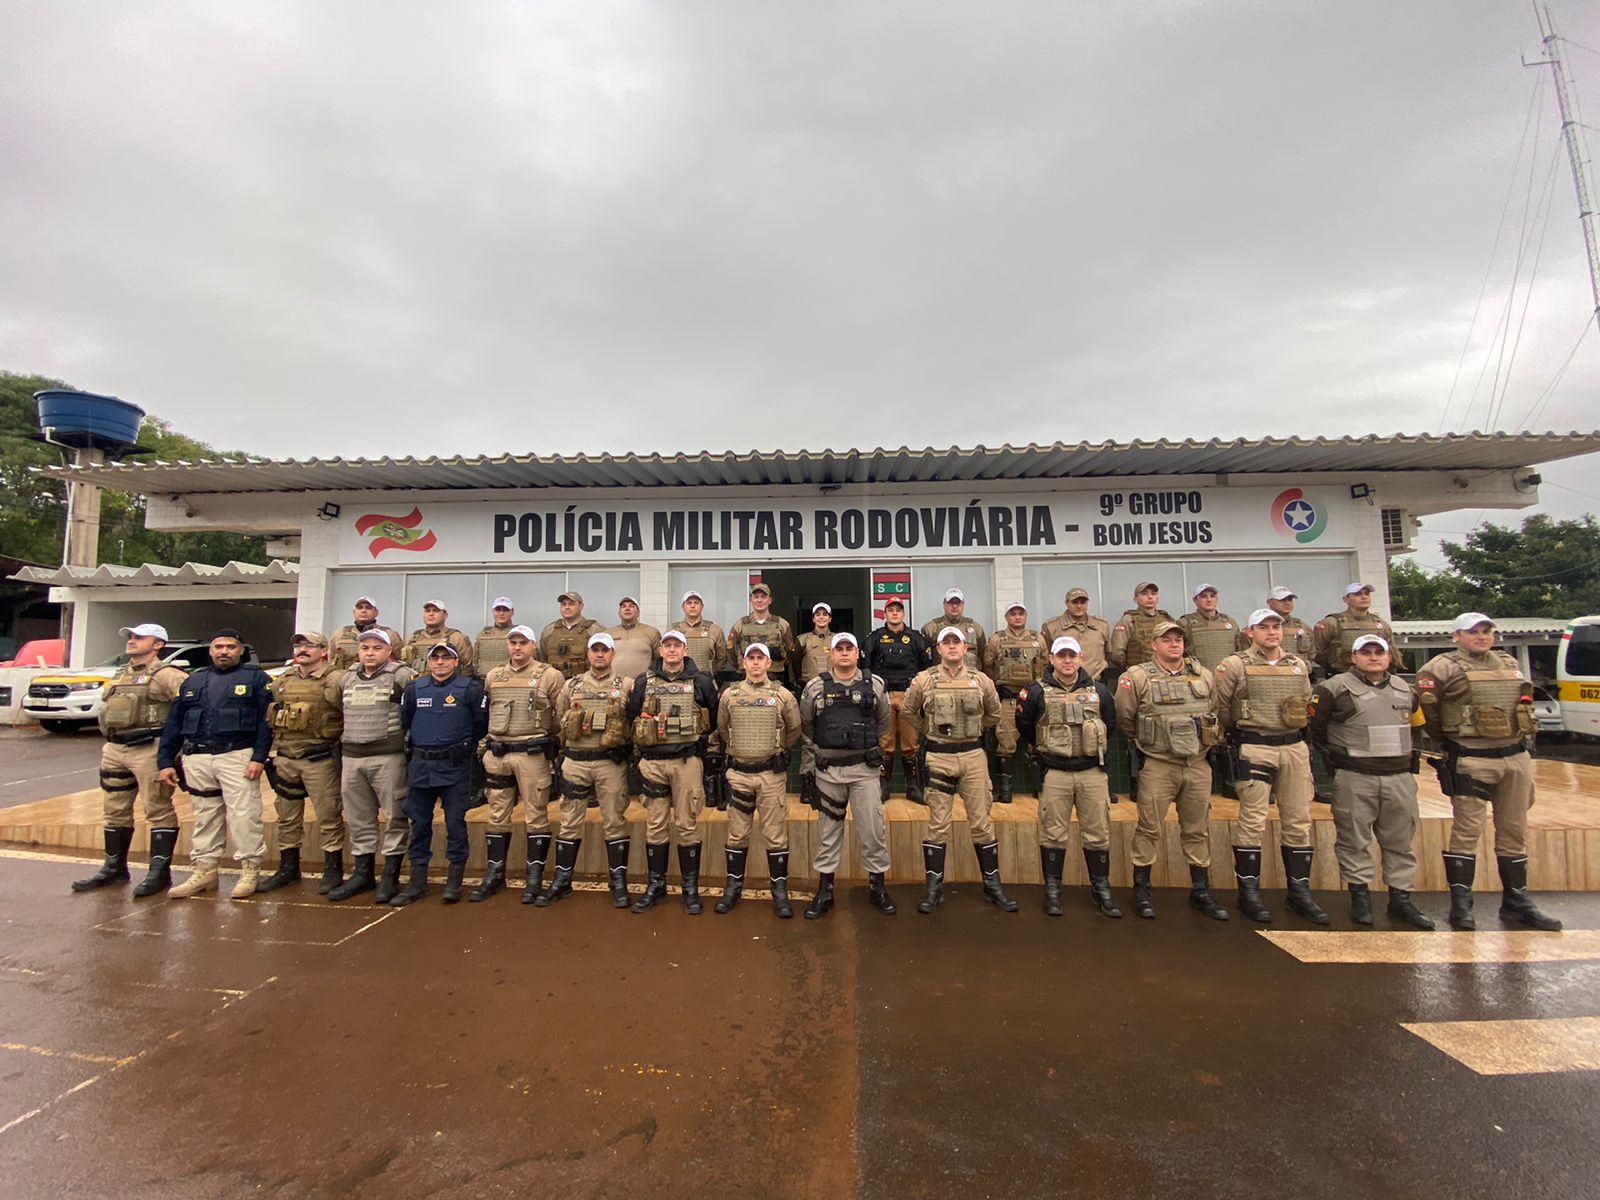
[393,643,488,907]
[862,599,931,802]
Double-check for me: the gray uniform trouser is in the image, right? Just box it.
[814,759,889,874]
[1331,769,1419,890]
[341,750,410,856]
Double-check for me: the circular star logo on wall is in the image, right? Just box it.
[1270,488,1327,544]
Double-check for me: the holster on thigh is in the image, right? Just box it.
[927,768,961,800]
[641,776,673,800]
[1457,772,1498,802]
[817,788,848,821]
[564,776,597,802]
[99,767,138,794]
[728,783,758,815]
[266,759,308,800]
[482,769,517,791]
[1241,758,1278,786]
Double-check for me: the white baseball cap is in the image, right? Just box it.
[937,626,966,643]
[507,624,537,640]
[421,598,446,610]
[356,628,391,645]
[1192,582,1217,598]
[744,642,771,658]
[354,595,377,607]
[1247,608,1284,627]
[619,595,639,605]
[1051,636,1082,655]
[680,590,704,604]
[1269,586,1297,601]
[1352,634,1389,652]
[1343,582,1374,597]
[587,632,615,649]
[1453,612,1495,632]
[1004,600,1027,614]
[831,632,859,649]
[943,588,965,602]
[491,596,514,610]
[812,602,832,614]
[661,628,688,644]
[119,623,169,640]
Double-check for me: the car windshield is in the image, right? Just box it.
[92,654,131,670]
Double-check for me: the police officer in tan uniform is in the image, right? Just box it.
[669,590,729,681]
[544,632,635,908]
[1212,609,1326,925]
[402,600,475,675]
[1417,612,1560,932]
[606,595,660,682]
[982,600,1045,803]
[1307,634,1433,929]
[862,598,931,803]
[626,629,720,914]
[331,629,413,903]
[259,632,348,895]
[902,627,1017,914]
[728,583,798,686]
[474,625,566,903]
[1257,585,1314,660]
[1313,583,1401,676]
[72,623,187,897]
[716,643,802,918]
[473,596,517,677]
[1114,622,1228,922]
[540,590,604,681]
[920,587,986,670]
[1108,582,1175,672]
[330,596,403,670]
[794,602,835,805]
[1040,588,1111,681]
[1178,583,1241,673]
[1017,636,1120,918]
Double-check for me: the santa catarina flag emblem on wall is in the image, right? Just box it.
[356,508,438,557]
[1269,488,1326,544]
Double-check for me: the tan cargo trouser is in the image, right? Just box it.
[1038,766,1111,851]
[993,689,1024,756]
[1233,740,1314,848]
[100,740,177,828]
[640,754,704,846]
[1332,769,1419,889]
[341,752,409,856]
[559,755,628,840]
[725,767,788,851]
[877,691,920,756]
[271,751,346,852]
[924,746,995,846]
[1448,750,1534,857]
[1131,754,1212,867]
[482,748,553,835]
[815,761,889,873]
[184,748,266,868]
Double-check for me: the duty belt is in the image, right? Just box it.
[105,730,158,746]
[1448,741,1525,759]
[416,744,472,762]
[281,743,336,762]
[485,737,552,756]
[1238,730,1304,747]
[925,738,984,755]
[342,741,404,758]
[1039,752,1101,773]
[184,739,253,756]
[639,742,699,760]
[564,747,628,763]
[730,754,787,774]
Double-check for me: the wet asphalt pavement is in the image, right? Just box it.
[2,853,1597,1198]
[0,727,102,808]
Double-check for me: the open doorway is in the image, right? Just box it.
[759,566,871,638]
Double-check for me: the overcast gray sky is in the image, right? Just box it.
[2,1,1597,565]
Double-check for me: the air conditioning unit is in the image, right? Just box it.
[1381,507,1416,554]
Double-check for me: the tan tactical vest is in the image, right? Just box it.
[1323,674,1415,758]
[732,616,791,673]
[798,633,832,683]
[1231,656,1312,731]
[1322,611,1390,672]
[1119,608,1175,669]
[331,623,402,670]
[99,664,183,738]
[403,627,467,674]
[1133,661,1220,758]
[484,665,559,739]
[1039,683,1108,761]
[990,630,1042,687]
[1281,618,1314,659]
[268,668,344,750]
[923,667,985,742]
[724,683,786,759]
[633,673,709,747]
[475,626,511,675]
[922,617,982,670]
[674,623,718,672]
[544,618,601,679]
[1183,614,1239,672]
[1437,651,1536,741]
[560,673,629,750]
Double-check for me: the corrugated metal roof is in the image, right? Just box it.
[33,431,1600,495]
[1391,618,1569,638]
[10,560,300,587]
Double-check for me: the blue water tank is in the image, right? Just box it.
[34,389,146,451]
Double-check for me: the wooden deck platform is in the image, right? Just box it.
[5,758,1596,890]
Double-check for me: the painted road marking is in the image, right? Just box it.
[0,1042,131,1066]
[1259,930,1599,964]
[1402,1017,1600,1075]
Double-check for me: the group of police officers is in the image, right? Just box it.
[71,577,1561,932]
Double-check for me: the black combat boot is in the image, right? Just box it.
[768,850,794,919]
[606,837,631,909]
[976,841,1019,912]
[1132,864,1156,918]
[1386,889,1435,930]
[916,841,946,914]
[678,843,703,914]
[73,826,134,892]
[903,755,926,805]
[536,838,580,907]
[133,827,179,897]
[1281,846,1329,925]
[390,860,430,907]
[994,763,1014,804]
[374,853,404,905]
[1348,883,1373,926]
[805,871,835,919]
[1084,847,1122,918]
[319,849,344,896]
[441,862,466,903]
[1443,852,1477,930]
[1497,856,1562,931]
[879,762,892,803]
[256,847,301,894]
[632,842,670,913]
[520,833,551,904]
[1040,846,1065,916]
[715,847,747,913]
[1233,847,1273,924]
[1188,864,1230,921]
[329,853,376,901]
[470,833,509,902]
[868,871,897,915]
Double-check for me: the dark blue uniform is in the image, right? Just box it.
[158,664,273,769]
[400,669,488,866]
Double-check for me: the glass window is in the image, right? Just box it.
[325,572,407,631]
[1179,561,1269,620]
[1100,563,1186,619]
[669,567,753,631]
[1269,555,1359,618]
[1024,562,1106,626]
[910,562,994,632]
[1566,624,1600,677]
[484,571,570,632]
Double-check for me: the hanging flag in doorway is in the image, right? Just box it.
[871,569,911,622]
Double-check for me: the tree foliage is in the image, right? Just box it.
[0,371,268,568]
[1391,513,1600,619]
